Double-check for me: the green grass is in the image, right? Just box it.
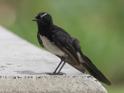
[108,86,124,93]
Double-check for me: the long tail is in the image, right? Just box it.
[80,52,111,85]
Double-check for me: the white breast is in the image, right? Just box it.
[40,35,65,56]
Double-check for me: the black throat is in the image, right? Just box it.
[37,22,54,40]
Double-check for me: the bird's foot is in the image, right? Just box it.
[46,72,66,75]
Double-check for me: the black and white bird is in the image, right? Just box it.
[33,12,111,85]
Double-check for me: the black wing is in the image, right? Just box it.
[52,30,80,64]
[37,32,44,47]
[72,39,111,85]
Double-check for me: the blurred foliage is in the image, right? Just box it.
[108,86,124,93]
[0,0,124,92]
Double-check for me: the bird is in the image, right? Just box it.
[33,12,111,85]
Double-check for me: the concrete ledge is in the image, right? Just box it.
[0,26,108,93]
[0,75,107,93]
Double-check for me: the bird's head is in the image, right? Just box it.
[33,12,53,26]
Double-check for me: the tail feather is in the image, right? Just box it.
[81,54,111,85]
[69,38,111,85]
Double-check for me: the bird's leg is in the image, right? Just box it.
[52,57,66,75]
[53,59,64,74]
[56,61,66,74]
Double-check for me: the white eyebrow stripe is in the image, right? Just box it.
[40,13,47,18]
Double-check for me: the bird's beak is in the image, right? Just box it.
[32,19,38,21]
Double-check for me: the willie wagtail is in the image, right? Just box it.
[33,12,111,85]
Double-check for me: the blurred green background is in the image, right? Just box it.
[0,0,124,92]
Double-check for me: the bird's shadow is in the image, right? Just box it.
[15,70,66,75]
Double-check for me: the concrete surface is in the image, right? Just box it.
[0,75,107,93]
[0,26,107,93]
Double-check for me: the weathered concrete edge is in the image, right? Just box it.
[0,74,107,93]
